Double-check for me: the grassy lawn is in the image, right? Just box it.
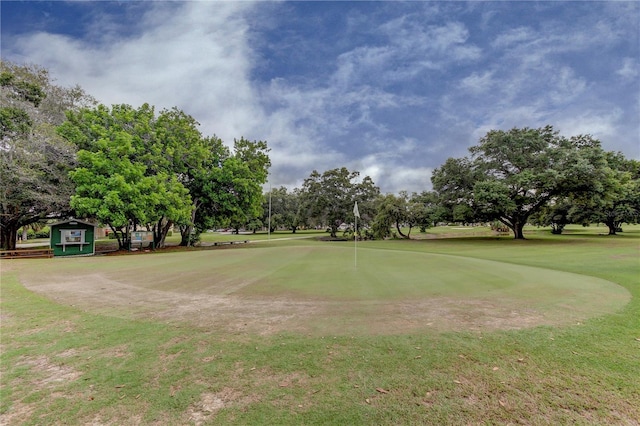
[88,229,326,250]
[1,226,638,424]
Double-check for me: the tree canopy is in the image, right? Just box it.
[432,126,607,239]
[301,167,379,238]
[263,186,304,233]
[0,60,94,250]
[372,192,422,239]
[568,152,640,235]
[187,139,270,244]
[58,103,271,248]
[58,104,195,249]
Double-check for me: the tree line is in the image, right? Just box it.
[2,60,639,250]
[1,61,269,250]
[263,131,639,240]
[247,128,639,242]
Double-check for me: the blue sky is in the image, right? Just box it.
[2,1,638,193]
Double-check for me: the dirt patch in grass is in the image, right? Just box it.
[0,400,36,426]
[186,388,246,425]
[16,355,83,385]
[2,355,83,425]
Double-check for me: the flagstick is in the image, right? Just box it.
[353,201,360,269]
[354,214,358,269]
[268,183,271,242]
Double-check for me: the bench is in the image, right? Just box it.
[212,240,250,246]
[0,248,54,259]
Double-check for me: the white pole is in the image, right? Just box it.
[268,183,272,242]
[354,214,357,269]
[353,201,360,269]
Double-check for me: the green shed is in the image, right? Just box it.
[50,219,96,257]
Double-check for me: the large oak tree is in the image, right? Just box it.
[301,167,379,238]
[59,102,270,249]
[569,152,640,235]
[58,104,194,249]
[0,61,94,250]
[183,137,270,245]
[263,186,304,233]
[432,126,606,239]
[371,192,425,239]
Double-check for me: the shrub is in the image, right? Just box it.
[35,227,50,238]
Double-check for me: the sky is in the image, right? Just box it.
[2,1,639,193]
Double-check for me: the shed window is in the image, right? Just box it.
[63,230,84,243]
[59,229,87,251]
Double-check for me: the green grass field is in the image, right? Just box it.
[1,225,639,424]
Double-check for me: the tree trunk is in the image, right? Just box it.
[156,219,173,248]
[180,226,191,246]
[502,215,527,240]
[109,224,124,250]
[396,222,408,238]
[180,198,200,247]
[512,221,525,239]
[605,219,617,235]
[123,224,131,249]
[1,225,18,250]
[550,223,564,234]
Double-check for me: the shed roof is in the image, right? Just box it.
[50,218,96,228]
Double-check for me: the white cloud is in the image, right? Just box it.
[555,108,624,143]
[358,155,433,195]
[334,46,394,86]
[491,26,535,49]
[9,2,260,144]
[547,67,588,105]
[616,57,639,80]
[459,71,495,95]
[469,105,546,141]
[333,17,482,88]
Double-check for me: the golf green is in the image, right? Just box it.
[18,244,630,334]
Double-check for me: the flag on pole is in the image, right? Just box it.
[353,201,359,269]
